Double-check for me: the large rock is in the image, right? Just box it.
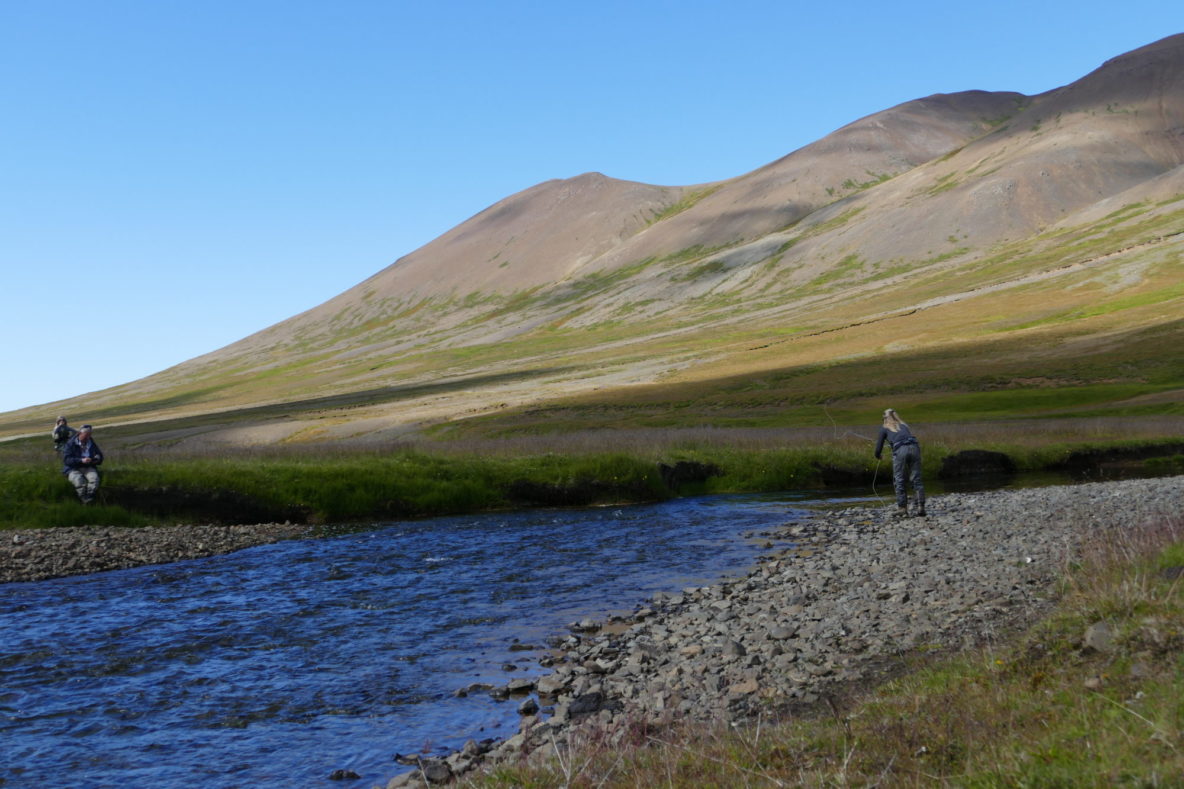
[938,450,1017,480]
[658,461,722,492]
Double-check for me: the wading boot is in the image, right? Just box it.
[914,498,926,517]
[894,504,908,519]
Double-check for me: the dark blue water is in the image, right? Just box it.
[1,492,835,788]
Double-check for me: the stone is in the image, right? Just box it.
[567,691,605,715]
[1158,565,1184,581]
[328,769,360,780]
[729,678,759,695]
[420,759,453,784]
[938,450,1017,480]
[1083,621,1117,654]
[536,674,568,695]
[723,640,746,657]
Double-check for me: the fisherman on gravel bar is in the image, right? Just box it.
[874,408,926,517]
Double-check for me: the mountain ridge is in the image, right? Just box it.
[3,33,1182,446]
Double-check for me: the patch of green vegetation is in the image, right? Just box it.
[549,258,658,304]
[438,313,1184,443]
[980,112,1013,128]
[658,244,730,266]
[945,205,1184,288]
[937,145,965,163]
[807,253,865,290]
[1000,280,1184,332]
[802,205,866,238]
[911,383,1170,420]
[611,298,658,317]
[647,185,723,225]
[927,171,961,195]
[476,285,545,320]
[670,259,727,282]
[775,238,797,255]
[0,448,671,530]
[841,170,893,191]
[923,246,970,265]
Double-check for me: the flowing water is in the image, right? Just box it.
[1,491,844,788]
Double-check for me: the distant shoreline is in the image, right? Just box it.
[1,522,312,584]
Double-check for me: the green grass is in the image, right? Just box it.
[647,185,723,225]
[469,513,1184,787]
[0,447,672,529]
[1001,280,1184,331]
[5,422,1182,530]
[841,170,893,191]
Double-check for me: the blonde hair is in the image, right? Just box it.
[882,408,906,432]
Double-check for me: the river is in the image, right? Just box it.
[1,490,850,788]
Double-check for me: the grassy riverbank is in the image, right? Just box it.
[2,418,1182,529]
[476,512,1184,787]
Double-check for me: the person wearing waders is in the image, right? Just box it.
[873,408,926,517]
[62,424,104,504]
[52,416,77,454]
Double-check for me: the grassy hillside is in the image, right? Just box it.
[0,37,1180,451]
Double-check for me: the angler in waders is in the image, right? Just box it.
[873,408,926,517]
[52,416,77,454]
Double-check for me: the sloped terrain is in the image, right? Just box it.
[2,34,1182,447]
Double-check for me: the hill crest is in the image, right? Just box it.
[3,34,1182,446]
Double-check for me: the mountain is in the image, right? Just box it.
[3,34,1183,446]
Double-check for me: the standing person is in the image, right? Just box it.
[52,416,77,454]
[873,408,926,517]
[62,424,104,504]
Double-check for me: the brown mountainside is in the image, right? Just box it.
[3,34,1183,445]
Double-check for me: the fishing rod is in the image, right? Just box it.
[823,402,887,504]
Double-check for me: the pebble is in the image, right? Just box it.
[389,475,1182,787]
[0,522,311,584]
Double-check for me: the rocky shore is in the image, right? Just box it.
[3,476,1180,786]
[384,475,1182,787]
[0,522,311,584]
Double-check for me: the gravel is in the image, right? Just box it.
[1,522,312,584]
[386,475,1183,786]
[3,476,1180,788]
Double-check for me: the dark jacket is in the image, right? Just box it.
[52,424,77,452]
[874,424,919,459]
[62,435,103,474]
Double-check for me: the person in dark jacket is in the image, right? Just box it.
[52,416,77,454]
[873,408,925,517]
[62,424,104,504]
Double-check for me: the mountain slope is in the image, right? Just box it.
[3,34,1182,446]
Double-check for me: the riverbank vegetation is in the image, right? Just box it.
[476,513,1184,787]
[1,416,1181,530]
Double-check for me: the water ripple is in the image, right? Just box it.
[0,491,825,788]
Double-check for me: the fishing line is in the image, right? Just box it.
[823,402,887,504]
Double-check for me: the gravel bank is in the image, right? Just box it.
[386,475,1182,787]
[0,522,312,584]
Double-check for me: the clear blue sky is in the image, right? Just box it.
[2,1,1180,415]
